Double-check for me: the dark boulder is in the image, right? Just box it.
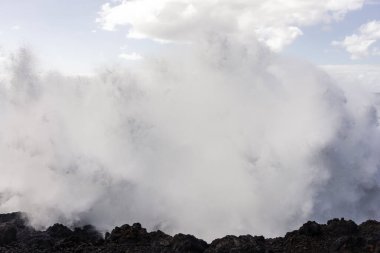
[299,221,322,237]
[46,223,73,238]
[326,218,358,236]
[0,223,17,245]
[108,223,149,243]
[170,233,208,253]
[206,235,266,253]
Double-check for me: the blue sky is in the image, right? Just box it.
[285,2,380,64]
[0,0,379,74]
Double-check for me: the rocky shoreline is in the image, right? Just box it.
[1,212,380,252]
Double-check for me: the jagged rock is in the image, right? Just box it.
[72,225,103,243]
[1,212,380,252]
[0,213,24,224]
[108,223,148,243]
[170,234,208,253]
[299,221,322,236]
[326,218,358,236]
[330,236,365,252]
[0,223,17,245]
[46,224,73,238]
[206,235,266,253]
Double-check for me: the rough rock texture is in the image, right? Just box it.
[1,212,380,252]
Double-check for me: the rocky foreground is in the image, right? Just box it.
[1,212,380,252]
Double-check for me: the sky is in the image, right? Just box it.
[0,0,379,74]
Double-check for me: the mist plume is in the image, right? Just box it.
[0,15,380,241]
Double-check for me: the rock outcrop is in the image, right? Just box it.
[0,212,380,252]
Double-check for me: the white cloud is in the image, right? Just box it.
[255,26,303,52]
[119,52,143,60]
[332,20,380,59]
[97,0,364,51]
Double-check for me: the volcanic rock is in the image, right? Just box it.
[1,212,380,252]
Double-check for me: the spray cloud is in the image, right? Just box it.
[0,0,380,241]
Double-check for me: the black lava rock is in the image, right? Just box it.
[1,212,380,252]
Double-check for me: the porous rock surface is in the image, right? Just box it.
[1,212,380,252]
